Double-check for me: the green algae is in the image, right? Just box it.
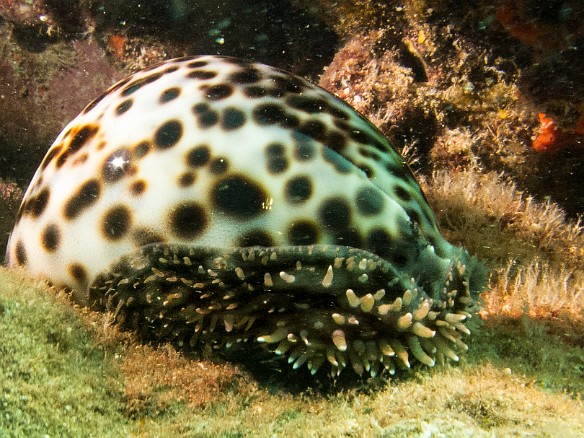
[1,266,584,437]
[0,268,130,436]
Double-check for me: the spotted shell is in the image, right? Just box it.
[6,55,486,377]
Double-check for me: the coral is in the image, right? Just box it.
[532,112,584,153]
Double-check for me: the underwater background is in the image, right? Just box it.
[1,0,583,436]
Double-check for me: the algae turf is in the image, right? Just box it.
[0,268,130,436]
[1,266,584,437]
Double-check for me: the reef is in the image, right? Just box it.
[1,0,583,434]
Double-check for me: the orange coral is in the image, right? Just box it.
[107,34,125,59]
[532,112,584,152]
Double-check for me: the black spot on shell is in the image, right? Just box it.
[64,179,100,220]
[192,103,219,129]
[349,129,374,144]
[169,202,207,239]
[253,103,286,125]
[42,223,60,252]
[229,68,261,84]
[293,133,316,161]
[15,240,27,265]
[122,72,164,96]
[280,113,300,129]
[334,226,362,249]
[160,87,181,103]
[327,105,350,121]
[202,84,233,101]
[26,187,50,218]
[237,229,274,247]
[324,130,347,152]
[285,176,312,204]
[178,172,196,187]
[163,66,179,74]
[193,103,210,113]
[394,185,412,202]
[266,143,288,174]
[68,125,98,153]
[287,95,327,113]
[130,179,147,195]
[210,157,229,174]
[102,148,132,182]
[154,120,182,149]
[298,120,327,142]
[115,99,133,115]
[212,175,268,218]
[385,161,410,181]
[356,186,384,216]
[288,220,319,245]
[55,150,70,168]
[243,85,267,98]
[134,142,151,158]
[269,75,304,94]
[186,60,208,68]
[221,107,246,130]
[319,198,351,230]
[186,145,210,167]
[102,205,132,240]
[187,70,217,80]
[69,263,88,287]
[40,146,62,170]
